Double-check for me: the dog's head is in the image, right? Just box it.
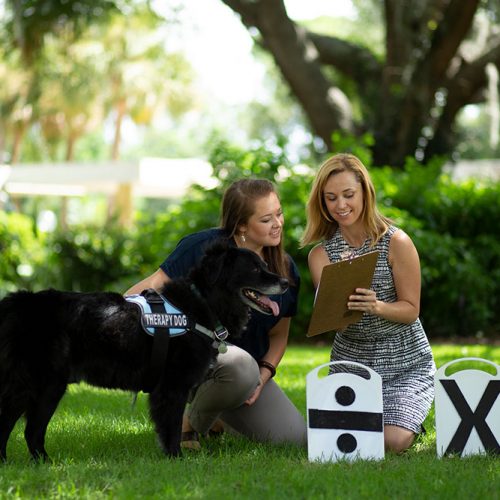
[192,239,288,317]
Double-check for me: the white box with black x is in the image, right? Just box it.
[307,361,384,462]
[435,357,500,457]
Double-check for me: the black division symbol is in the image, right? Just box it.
[309,384,383,455]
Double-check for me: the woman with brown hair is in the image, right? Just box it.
[126,179,306,450]
[302,153,435,453]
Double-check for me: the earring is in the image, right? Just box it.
[241,233,246,243]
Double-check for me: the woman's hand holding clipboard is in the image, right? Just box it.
[307,251,379,337]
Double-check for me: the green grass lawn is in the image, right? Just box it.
[1,343,499,499]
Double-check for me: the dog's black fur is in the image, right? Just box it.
[0,241,288,461]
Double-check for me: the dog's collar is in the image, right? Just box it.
[193,322,229,354]
[188,284,229,353]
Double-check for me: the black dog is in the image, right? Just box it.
[0,241,288,461]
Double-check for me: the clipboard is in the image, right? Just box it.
[306,250,379,337]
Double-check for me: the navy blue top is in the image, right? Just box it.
[160,228,300,361]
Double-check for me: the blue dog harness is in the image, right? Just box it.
[125,288,229,393]
[126,294,188,337]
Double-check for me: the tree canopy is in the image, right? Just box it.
[2,0,500,166]
[1,0,195,162]
[222,0,500,166]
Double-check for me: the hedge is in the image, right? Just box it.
[1,143,499,340]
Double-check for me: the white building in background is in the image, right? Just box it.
[0,158,217,227]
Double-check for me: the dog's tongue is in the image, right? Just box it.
[259,295,280,316]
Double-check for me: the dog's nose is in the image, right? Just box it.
[280,278,289,291]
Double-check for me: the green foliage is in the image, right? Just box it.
[1,142,500,339]
[372,158,500,337]
[4,0,123,63]
[128,194,220,281]
[331,131,374,167]
[208,139,287,183]
[0,211,43,295]
[36,222,137,292]
[415,231,496,337]
[375,157,500,238]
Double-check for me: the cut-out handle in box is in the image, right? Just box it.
[307,360,376,382]
[436,357,499,378]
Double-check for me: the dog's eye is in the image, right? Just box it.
[251,259,268,272]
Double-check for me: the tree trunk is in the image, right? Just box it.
[108,97,132,226]
[10,125,26,164]
[222,0,354,147]
[111,98,126,161]
[426,43,500,159]
[60,197,68,231]
[66,132,77,161]
[0,124,7,162]
[221,0,498,166]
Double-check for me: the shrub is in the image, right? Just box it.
[1,142,499,339]
[375,161,500,338]
[37,222,137,292]
[0,211,44,296]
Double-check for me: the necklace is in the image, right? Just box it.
[340,248,359,261]
[339,232,367,261]
[340,228,367,247]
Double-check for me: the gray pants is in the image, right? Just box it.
[187,345,307,446]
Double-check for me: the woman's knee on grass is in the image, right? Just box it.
[190,346,260,413]
[214,346,260,395]
[384,425,415,453]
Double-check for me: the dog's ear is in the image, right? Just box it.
[204,237,231,252]
[206,253,226,286]
[201,238,232,286]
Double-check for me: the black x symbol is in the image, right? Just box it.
[441,379,500,455]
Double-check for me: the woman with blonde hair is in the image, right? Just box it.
[127,178,306,450]
[302,153,435,453]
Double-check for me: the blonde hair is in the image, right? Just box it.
[301,153,391,247]
[221,179,292,280]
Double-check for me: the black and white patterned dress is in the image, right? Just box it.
[324,226,435,433]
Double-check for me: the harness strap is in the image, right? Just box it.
[189,284,229,353]
[134,288,230,391]
[141,289,170,393]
